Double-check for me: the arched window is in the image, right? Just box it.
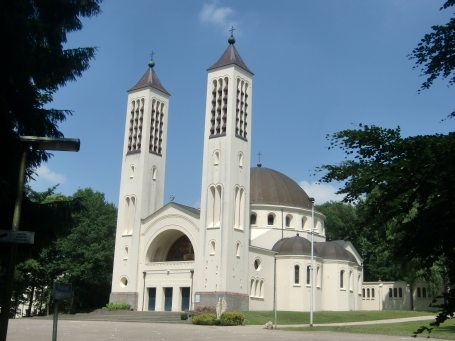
[259,280,264,298]
[267,214,275,226]
[285,215,291,227]
[294,265,300,284]
[208,186,215,227]
[123,246,129,260]
[210,241,216,255]
[362,288,365,298]
[372,288,375,298]
[340,270,345,288]
[214,150,220,165]
[307,265,311,285]
[129,165,135,179]
[389,288,392,298]
[399,287,403,298]
[422,287,427,298]
[236,242,241,257]
[238,152,243,167]
[152,166,157,180]
[250,278,255,297]
[417,287,421,298]
[250,213,257,225]
[301,217,307,230]
[367,288,370,298]
[394,287,398,298]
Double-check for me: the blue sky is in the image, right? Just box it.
[31,0,454,207]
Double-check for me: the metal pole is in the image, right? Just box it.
[142,272,146,311]
[190,270,194,310]
[274,253,277,329]
[0,151,27,341]
[52,300,59,341]
[309,197,315,327]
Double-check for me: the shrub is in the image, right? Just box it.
[220,312,245,326]
[180,312,188,320]
[192,313,218,325]
[102,303,131,311]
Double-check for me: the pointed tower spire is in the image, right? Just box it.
[129,54,170,95]
[207,28,253,74]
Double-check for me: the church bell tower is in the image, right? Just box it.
[110,57,170,310]
[195,32,253,311]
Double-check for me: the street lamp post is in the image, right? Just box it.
[0,136,80,341]
[309,197,315,327]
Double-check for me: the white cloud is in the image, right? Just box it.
[34,165,66,185]
[199,2,236,30]
[299,181,344,204]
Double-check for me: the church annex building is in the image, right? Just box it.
[109,35,436,313]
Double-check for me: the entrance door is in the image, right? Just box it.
[164,288,173,311]
[181,287,190,311]
[148,288,156,311]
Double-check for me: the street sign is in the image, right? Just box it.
[53,283,72,300]
[0,230,34,244]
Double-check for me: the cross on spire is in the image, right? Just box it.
[257,151,262,167]
[150,51,155,60]
[229,26,235,36]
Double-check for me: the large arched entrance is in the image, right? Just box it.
[144,229,195,312]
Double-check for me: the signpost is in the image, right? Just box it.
[52,283,72,341]
[0,230,34,244]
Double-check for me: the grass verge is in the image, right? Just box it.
[283,320,455,340]
[242,310,436,325]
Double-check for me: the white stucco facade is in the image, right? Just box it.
[110,37,428,313]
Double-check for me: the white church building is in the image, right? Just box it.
[109,34,428,313]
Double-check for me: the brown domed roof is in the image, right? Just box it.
[250,167,312,209]
[314,241,358,264]
[272,235,320,256]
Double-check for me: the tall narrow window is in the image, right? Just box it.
[389,288,393,298]
[210,241,216,255]
[340,270,345,288]
[239,188,245,229]
[349,271,353,290]
[301,217,307,230]
[267,214,274,226]
[399,287,402,298]
[214,185,222,227]
[362,288,365,298]
[127,196,136,234]
[417,287,421,298]
[394,287,398,298]
[236,242,241,257]
[123,197,130,234]
[294,265,300,284]
[367,288,370,298]
[210,78,228,137]
[307,265,311,285]
[317,266,321,288]
[372,288,375,298]
[152,166,157,180]
[129,165,135,179]
[214,150,220,165]
[208,186,215,227]
[422,287,427,298]
[250,278,255,297]
[234,187,240,228]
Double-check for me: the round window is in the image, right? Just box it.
[120,276,128,288]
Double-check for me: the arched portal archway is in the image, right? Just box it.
[146,229,195,262]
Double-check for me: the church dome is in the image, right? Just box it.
[272,235,320,256]
[250,167,313,209]
[314,242,358,264]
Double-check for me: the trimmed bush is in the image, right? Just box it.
[192,313,218,325]
[220,312,245,326]
[102,303,131,311]
[180,312,188,320]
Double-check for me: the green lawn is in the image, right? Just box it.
[242,310,436,325]
[284,321,455,340]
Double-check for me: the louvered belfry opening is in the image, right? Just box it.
[210,77,228,138]
[149,99,164,156]
[128,98,144,153]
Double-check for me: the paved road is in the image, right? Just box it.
[6,318,438,341]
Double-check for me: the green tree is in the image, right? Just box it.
[408,0,455,119]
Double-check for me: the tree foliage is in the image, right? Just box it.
[9,188,117,315]
[0,0,103,256]
[408,0,455,118]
